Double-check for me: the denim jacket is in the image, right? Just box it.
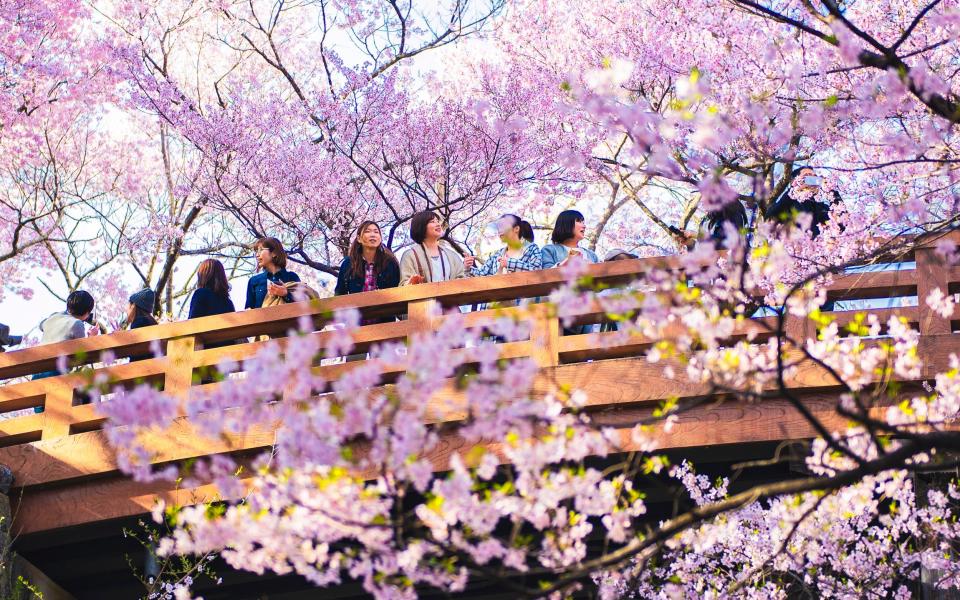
[245,269,300,309]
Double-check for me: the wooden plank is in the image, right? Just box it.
[825,269,917,301]
[191,320,414,367]
[407,299,439,344]
[6,334,956,489]
[0,413,42,446]
[164,336,195,398]
[916,247,952,335]
[529,304,559,368]
[40,383,75,441]
[9,391,901,536]
[0,358,166,413]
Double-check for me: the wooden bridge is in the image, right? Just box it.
[0,236,955,598]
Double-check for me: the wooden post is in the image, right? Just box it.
[164,336,196,398]
[407,299,439,345]
[916,247,952,335]
[41,381,75,441]
[529,304,560,368]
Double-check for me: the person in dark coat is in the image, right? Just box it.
[190,259,237,320]
[700,200,749,249]
[245,237,300,309]
[125,288,158,362]
[336,221,400,326]
[189,258,238,352]
[767,166,843,238]
[335,221,401,296]
[126,289,158,330]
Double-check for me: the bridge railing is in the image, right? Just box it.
[0,234,952,452]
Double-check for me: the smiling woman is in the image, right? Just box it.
[335,221,400,297]
[399,211,473,285]
[245,237,301,309]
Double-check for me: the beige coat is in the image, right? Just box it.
[399,242,466,285]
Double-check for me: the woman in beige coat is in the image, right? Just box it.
[399,211,475,285]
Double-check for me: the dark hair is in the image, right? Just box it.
[348,221,399,280]
[705,200,748,241]
[790,165,814,178]
[409,211,441,244]
[550,210,585,245]
[66,290,94,318]
[502,214,534,243]
[254,237,287,270]
[197,258,230,298]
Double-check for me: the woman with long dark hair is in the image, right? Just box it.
[471,214,541,276]
[335,221,401,296]
[190,259,236,320]
[189,259,238,370]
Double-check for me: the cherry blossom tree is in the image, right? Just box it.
[8,0,960,597]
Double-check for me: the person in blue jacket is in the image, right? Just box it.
[245,237,300,309]
[540,209,599,268]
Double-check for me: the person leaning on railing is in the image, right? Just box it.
[598,248,639,333]
[31,290,100,413]
[245,237,301,309]
[470,214,541,277]
[540,209,600,268]
[189,259,237,346]
[399,211,475,285]
[540,210,599,335]
[335,220,400,324]
[125,288,158,362]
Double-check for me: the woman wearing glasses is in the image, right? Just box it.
[399,211,475,285]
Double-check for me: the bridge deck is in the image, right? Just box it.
[0,235,956,535]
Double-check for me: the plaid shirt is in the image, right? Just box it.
[472,242,542,276]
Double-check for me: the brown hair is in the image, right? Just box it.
[409,211,441,244]
[348,221,399,280]
[254,237,287,270]
[197,258,230,298]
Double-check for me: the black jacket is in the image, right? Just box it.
[767,190,843,238]
[189,287,237,349]
[128,314,158,362]
[334,256,400,296]
[189,287,236,319]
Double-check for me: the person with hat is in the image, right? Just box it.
[125,288,158,362]
[603,248,638,262]
[126,288,158,330]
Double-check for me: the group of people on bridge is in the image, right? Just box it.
[25,166,841,378]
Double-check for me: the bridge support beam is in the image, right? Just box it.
[0,465,75,600]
